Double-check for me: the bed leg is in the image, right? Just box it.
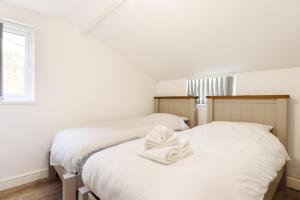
[279,175,288,200]
[62,174,77,200]
[49,165,57,180]
[78,186,90,200]
[88,193,99,200]
[279,166,287,190]
[48,151,57,180]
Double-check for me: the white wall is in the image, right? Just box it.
[0,3,155,184]
[155,67,300,179]
[155,79,187,96]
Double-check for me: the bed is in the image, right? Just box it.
[48,96,198,200]
[79,95,289,200]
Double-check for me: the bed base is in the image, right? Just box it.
[48,152,84,200]
[78,187,98,200]
[78,186,97,200]
[78,168,286,200]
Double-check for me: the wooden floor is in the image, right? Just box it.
[0,179,300,200]
[0,179,61,200]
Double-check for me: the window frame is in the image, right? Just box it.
[0,18,34,104]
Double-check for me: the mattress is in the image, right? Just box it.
[82,122,289,200]
[50,113,188,173]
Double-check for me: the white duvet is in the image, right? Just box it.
[82,122,289,200]
[50,114,188,173]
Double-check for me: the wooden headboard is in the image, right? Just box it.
[154,96,198,128]
[207,95,289,148]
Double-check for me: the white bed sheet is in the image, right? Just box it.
[82,122,289,200]
[50,114,187,174]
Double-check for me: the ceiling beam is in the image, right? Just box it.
[81,0,126,33]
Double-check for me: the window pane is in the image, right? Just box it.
[3,31,26,96]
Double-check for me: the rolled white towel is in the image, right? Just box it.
[145,125,179,149]
[138,139,193,165]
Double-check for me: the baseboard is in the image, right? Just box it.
[287,176,300,191]
[0,169,48,191]
[0,170,298,192]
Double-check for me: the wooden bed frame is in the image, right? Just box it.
[154,96,198,128]
[207,95,289,200]
[49,96,198,200]
[79,95,289,200]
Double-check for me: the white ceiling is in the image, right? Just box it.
[2,0,300,80]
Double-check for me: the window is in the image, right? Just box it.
[0,19,34,103]
[187,75,236,104]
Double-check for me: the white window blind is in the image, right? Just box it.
[0,19,34,103]
[187,75,235,104]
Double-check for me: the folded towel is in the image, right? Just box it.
[145,135,179,149]
[145,125,179,149]
[138,139,193,165]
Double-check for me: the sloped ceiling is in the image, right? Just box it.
[0,0,125,30]
[2,0,300,80]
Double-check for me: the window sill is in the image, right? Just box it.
[0,101,37,105]
[196,104,208,107]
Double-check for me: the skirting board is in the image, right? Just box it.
[0,170,299,192]
[287,176,300,191]
[0,169,48,191]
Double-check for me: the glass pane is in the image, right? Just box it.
[3,31,26,96]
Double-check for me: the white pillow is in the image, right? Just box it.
[210,121,273,132]
[147,113,189,131]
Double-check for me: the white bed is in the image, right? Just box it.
[49,96,198,200]
[82,121,289,200]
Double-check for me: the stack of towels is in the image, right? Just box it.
[138,124,193,165]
